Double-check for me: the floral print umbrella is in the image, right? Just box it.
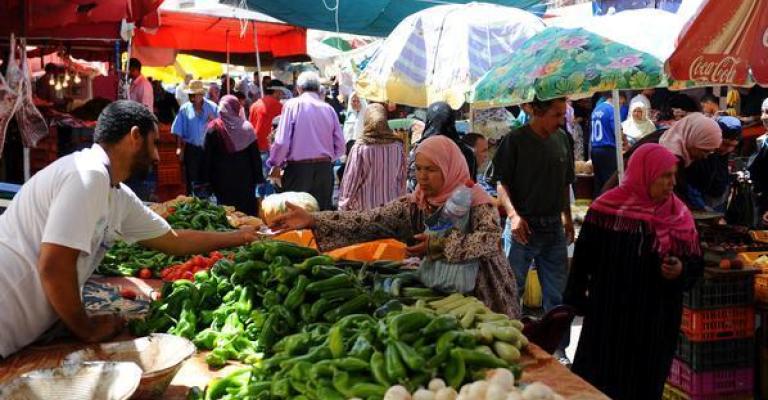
[469,27,667,109]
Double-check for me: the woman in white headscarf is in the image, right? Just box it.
[622,100,657,144]
[342,92,367,144]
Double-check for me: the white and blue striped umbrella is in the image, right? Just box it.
[355,2,544,109]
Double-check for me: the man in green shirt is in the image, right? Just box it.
[492,97,575,361]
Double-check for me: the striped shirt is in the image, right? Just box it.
[339,141,407,211]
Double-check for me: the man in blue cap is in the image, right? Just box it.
[686,116,742,211]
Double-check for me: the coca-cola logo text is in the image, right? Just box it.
[689,55,742,83]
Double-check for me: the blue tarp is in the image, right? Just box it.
[592,0,682,15]
[239,0,546,36]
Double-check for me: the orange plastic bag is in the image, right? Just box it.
[325,239,407,262]
[273,229,317,249]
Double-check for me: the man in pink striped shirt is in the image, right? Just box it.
[267,71,345,210]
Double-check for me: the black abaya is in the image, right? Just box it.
[564,213,702,400]
[200,129,264,215]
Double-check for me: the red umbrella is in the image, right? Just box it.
[667,0,768,85]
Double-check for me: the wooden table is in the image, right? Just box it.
[0,339,607,399]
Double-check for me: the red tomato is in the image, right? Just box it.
[138,268,153,279]
[168,206,176,214]
[182,271,194,280]
[120,288,137,300]
[166,268,181,280]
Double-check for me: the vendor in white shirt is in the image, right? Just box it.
[0,100,258,358]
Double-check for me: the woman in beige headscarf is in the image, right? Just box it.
[339,103,406,211]
[622,100,657,144]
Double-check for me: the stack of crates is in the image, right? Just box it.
[665,268,756,399]
[154,123,185,201]
[738,251,768,398]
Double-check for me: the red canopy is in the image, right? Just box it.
[0,0,161,40]
[667,0,768,85]
[133,10,306,57]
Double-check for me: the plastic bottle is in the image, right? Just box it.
[433,180,474,230]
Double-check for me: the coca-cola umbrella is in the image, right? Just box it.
[667,0,768,85]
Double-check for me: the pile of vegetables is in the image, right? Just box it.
[160,251,226,281]
[164,197,233,231]
[97,198,232,278]
[383,369,564,400]
[97,241,184,278]
[129,240,439,369]
[427,294,528,364]
[194,305,524,400]
[128,238,530,400]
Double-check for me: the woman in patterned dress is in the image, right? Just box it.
[339,103,407,211]
[270,135,520,317]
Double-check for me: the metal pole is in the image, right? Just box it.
[115,41,121,99]
[612,88,624,180]
[125,37,133,99]
[226,29,230,94]
[253,22,263,100]
[20,0,31,182]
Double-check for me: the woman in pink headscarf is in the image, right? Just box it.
[200,95,264,215]
[565,144,702,400]
[603,112,722,208]
[270,136,520,317]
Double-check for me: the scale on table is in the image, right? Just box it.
[0,182,21,213]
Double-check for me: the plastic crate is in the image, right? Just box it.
[757,274,768,303]
[675,334,754,371]
[683,272,755,309]
[663,384,752,400]
[156,165,183,186]
[158,147,179,164]
[157,123,176,144]
[737,251,768,269]
[668,358,753,396]
[680,306,755,342]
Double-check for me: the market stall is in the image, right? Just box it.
[0,195,609,399]
[658,214,768,399]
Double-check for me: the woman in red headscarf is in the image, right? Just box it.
[270,135,520,317]
[565,144,703,400]
[200,95,264,215]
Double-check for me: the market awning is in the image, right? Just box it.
[0,0,161,40]
[667,0,768,85]
[142,54,222,84]
[240,0,546,37]
[132,0,307,57]
[27,51,108,78]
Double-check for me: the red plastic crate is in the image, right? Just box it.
[680,306,755,341]
[756,274,768,303]
[668,358,753,396]
[156,165,183,186]
[663,383,752,400]
[158,147,179,164]
[157,122,176,144]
